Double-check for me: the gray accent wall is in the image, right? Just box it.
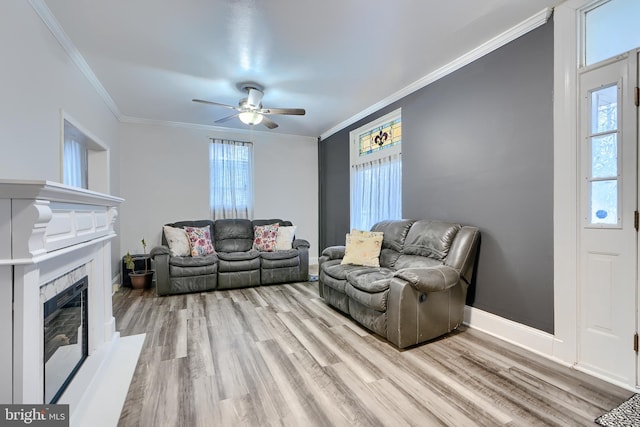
[319,20,554,333]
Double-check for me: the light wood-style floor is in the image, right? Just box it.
[113,278,632,426]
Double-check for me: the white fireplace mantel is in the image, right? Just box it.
[0,180,125,418]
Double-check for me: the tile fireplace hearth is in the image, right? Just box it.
[0,180,132,424]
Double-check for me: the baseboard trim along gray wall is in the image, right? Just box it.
[319,20,554,334]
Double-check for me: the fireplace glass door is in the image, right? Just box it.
[43,275,88,403]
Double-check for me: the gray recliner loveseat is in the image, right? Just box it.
[319,219,480,348]
[151,218,310,296]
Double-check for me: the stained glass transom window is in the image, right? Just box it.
[358,117,401,157]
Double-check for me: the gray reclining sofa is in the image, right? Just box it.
[319,219,480,348]
[151,218,310,296]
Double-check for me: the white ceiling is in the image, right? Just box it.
[37,0,562,138]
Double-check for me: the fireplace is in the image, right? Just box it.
[43,274,88,403]
[0,180,126,422]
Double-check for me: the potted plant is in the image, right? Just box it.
[124,238,153,289]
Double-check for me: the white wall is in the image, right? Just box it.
[0,1,122,273]
[119,123,319,260]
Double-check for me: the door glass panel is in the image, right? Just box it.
[591,85,617,133]
[587,83,620,226]
[585,0,640,66]
[591,180,618,225]
[591,134,618,178]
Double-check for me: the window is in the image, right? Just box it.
[209,138,254,219]
[62,117,108,192]
[63,136,88,189]
[585,0,640,66]
[587,83,620,226]
[349,109,402,231]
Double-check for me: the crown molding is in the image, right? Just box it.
[319,7,554,141]
[30,1,552,140]
[29,0,123,120]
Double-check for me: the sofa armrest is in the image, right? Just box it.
[321,245,346,260]
[150,245,171,257]
[150,246,171,296]
[293,238,310,249]
[393,265,460,293]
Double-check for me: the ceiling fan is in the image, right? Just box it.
[193,83,305,129]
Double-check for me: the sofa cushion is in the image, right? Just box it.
[379,248,402,269]
[216,250,260,261]
[345,283,388,312]
[321,259,369,281]
[169,254,218,267]
[217,256,261,273]
[341,232,383,267]
[403,220,461,261]
[346,268,394,293]
[371,219,415,252]
[168,254,218,277]
[253,223,279,252]
[214,219,254,252]
[261,256,300,269]
[185,225,215,257]
[260,249,300,269]
[163,225,191,256]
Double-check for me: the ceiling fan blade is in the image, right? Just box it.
[261,116,279,129]
[246,88,264,108]
[215,113,240,123]
[192,99,238,111]
[260,107,306,116]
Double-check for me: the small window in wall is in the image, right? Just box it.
[584,0,640,66]
[61,115,109,193]
[209,138,254,219]
[587,83,620,226]
[63,127,88,189]
[349,109,402,231]
[357,116,402,157]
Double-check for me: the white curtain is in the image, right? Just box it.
[209,139,254,219]
[63,139,87,188]
[351,153,402,231]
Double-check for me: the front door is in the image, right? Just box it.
[578,51,638,385]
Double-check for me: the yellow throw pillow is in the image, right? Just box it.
[341,232,383,267]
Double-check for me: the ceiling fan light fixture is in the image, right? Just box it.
[238,111,263,125]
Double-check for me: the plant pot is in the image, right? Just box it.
[129,270,153,289]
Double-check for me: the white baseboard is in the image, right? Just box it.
[463,305,558,361]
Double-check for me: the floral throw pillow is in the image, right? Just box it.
[184,225,215,257]
[253,223,279,252]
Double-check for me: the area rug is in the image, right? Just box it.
[595,394,640,426]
